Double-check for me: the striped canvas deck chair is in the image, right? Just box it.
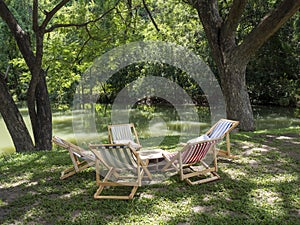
[108,123,142,150]
[89,143,152,200]
[205,119,239,159]
[52,136,95,180]
[161,137,221,185]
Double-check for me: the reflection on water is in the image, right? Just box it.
[0,105,299,155]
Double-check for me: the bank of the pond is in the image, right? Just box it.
[1,106,299,155]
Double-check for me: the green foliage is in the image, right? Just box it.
[0,0,33,102]
[0,0,299,110]
[247,15,300,107]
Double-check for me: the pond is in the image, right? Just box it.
[0,105,299,155]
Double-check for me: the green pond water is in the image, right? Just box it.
[0,106,299,155]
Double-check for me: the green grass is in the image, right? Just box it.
[0,126,299,225]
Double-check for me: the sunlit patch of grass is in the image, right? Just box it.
[1,127,299,225]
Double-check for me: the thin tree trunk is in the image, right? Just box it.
[0,74,35,152]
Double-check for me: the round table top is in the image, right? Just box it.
[139,149,167,160]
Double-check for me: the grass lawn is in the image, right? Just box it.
[0,126,299,224]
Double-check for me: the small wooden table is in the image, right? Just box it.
[139,149,167,171]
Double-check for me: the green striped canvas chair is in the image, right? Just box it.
[161,137,222,185]
[108,123,142,150]
[205,119,239,159]
[89,143,152,200]
[52,136,95,180]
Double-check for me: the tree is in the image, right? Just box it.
[0,0,125,152]
[0,0,74,151]
[187,0,300,130]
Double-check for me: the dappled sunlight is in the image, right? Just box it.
[1,107,299,224]
[59,189,87,200]
[249,188,284,210]
[192,205,214,213]
[250,173,297,185]
[0,179,30,189]
[275,135,293,140]
[242,147,270,156]
[222,167,248,180]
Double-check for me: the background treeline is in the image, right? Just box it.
[0,0,299,109]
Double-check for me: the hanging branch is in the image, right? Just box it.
[45,0,121,33]
[142,0,160,32]
[4,64,10,80]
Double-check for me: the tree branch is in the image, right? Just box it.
[33,0,38,32]
[45,0,121,33]
[190,0,223,68]
[142,0,160,32]
[40,0,71,30]
[4,64,10,80]
[221,0,247,44]
[0,0,36,70]
[237,0,300,61]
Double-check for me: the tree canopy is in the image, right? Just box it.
[0,0,299,151]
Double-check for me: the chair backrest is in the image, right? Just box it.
[89,144,138,170]
[108,123,140,146]
[206,119,239,139]
[181,139,219,164]
[52,136,93,160]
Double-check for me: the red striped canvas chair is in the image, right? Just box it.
[52,136,95,180]
[205,119,239,158]
[108,123,142,150]
[89,143,152,200]
[161,137,222,185]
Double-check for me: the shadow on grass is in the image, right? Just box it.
[0,128,299,224]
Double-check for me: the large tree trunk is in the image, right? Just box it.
[190,0,300,131]
[0,74,35,151]
[220,63,255,130]
[34,71,52,150]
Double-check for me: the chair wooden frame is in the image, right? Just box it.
[161,138,221,185]
[89,143,152,200]
[108,123,141,150]
[52,136,95,180]
[205,119,239,159]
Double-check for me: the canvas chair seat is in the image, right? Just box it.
[89,143,152,200]
[162,137,221,185]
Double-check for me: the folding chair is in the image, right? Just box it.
[52,136,95,180]
[89,143,152,200]
[161,137,221,185]
[205,119,239,159]
[108,123,142,150]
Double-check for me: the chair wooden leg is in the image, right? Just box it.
[94,167,139,200]
[60,160,94,180]
[217,134,239,159]
[161,153,179,172]
[182,150,220,185]
[94,185,138,200]
[185,171,220,185]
